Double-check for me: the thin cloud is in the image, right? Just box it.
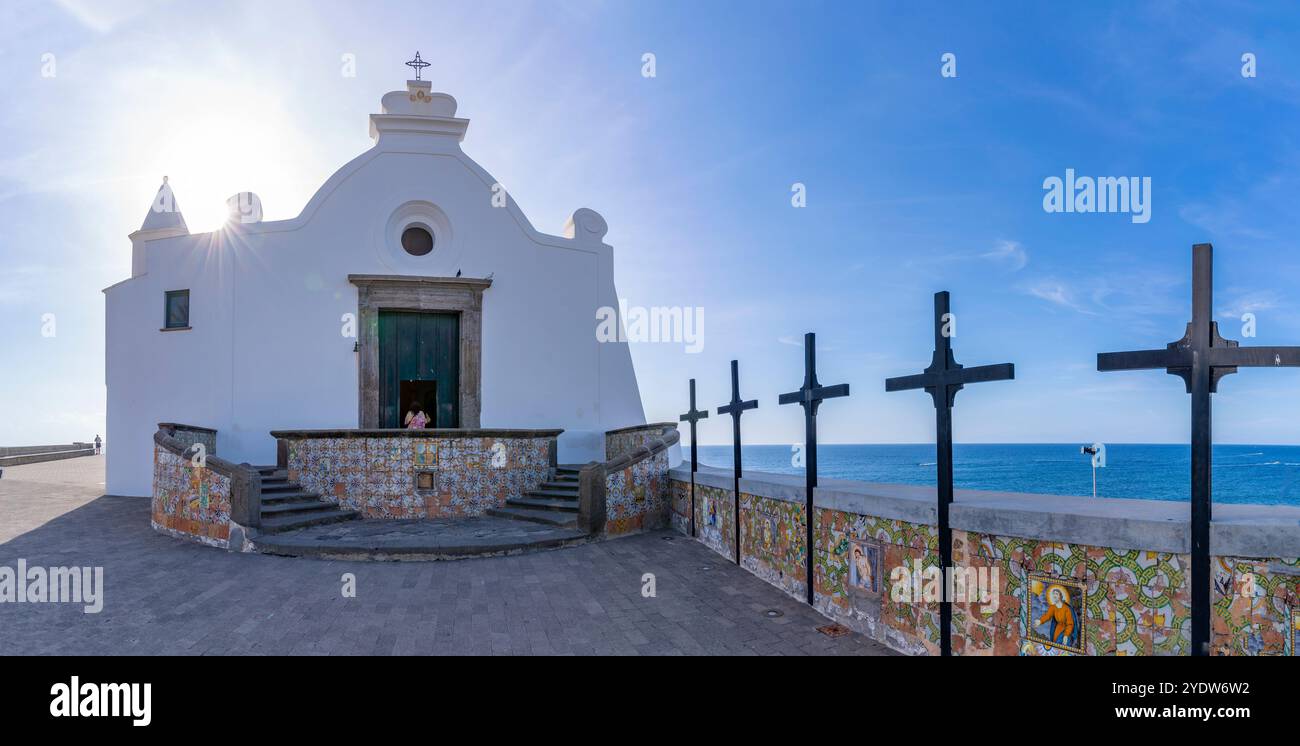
[980,240,1028,271]
[0,266,50,304]
[1023,279,1095,314]
[1216,290,1281,320]
[777,335,836,351]
[52,0,163,34]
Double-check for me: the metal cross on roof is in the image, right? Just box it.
[886,291,1014,656]
[717,360,758,565]
[405,51,431,81]
[1098,243,1300,656]
[679,379,709,538]
[779,332,850,605]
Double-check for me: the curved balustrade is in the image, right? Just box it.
[578,424,680,535]
[152,423,262,549]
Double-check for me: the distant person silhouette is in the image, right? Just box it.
[94,434,102,454]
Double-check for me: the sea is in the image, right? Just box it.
[694,443,1300,506]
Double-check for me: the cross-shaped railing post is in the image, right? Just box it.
[1098,243,1300,656]
[886,291,1014,656]
[779,333,849,605]
[717,360,757,565]
[679,379,709,538]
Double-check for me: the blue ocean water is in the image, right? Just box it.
[694,444,1300,506]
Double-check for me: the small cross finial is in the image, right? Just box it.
[405,51,430,81]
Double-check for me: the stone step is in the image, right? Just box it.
[555,465,583,475]
[526,488,580,500]
[261,481,299,492]
[261,490,322,504]
[485,506,578,528]
[539,481,579,492]
[506,496,579,512]
[252,520,590,560]
[258,509,358,534]
[260,499,339,517]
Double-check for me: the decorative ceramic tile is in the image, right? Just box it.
[847,539,881,594]
[1025,573,1086,654]
[150,445,232,547]
[285,435,551,519]
[666,474,1292,657]
[604,450,671,537]
[1292,607,1299,656]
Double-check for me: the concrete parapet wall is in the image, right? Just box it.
[670,464,1300,656]
[0,447,95,468]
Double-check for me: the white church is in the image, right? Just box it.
[103,68,649,497]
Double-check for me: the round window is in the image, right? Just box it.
[401,226,434,256]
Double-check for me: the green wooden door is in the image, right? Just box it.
[378,311,460,428]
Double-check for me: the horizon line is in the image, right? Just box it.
[686,441,1300,448]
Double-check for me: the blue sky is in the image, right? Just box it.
[4,1,1300,447]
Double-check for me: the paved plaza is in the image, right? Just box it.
[0,456,893,656]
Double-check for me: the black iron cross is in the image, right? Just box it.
[405,51,431,81]
[679,378,709,538]
[886,291,1014,656]
[778,333,849,605]
[1098,243,1300,656]
[717,360,758,565]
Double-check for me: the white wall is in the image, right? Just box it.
[105,232,236,494]
[105,90,646,496]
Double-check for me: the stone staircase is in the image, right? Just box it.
[254,466,359,534]
[486,464,582,528]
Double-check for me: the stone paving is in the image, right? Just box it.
[0,456,894,656]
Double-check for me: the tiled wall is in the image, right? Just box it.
[151,444,232,548]
[284,436,552,519]
[604,448,672,536]
[670,473,1300,656]
[168,427,217,457]
[671,479,738,560]
[605,424,673,462]
[1212,555,1299,656]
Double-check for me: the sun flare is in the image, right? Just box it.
[107,77,323,233]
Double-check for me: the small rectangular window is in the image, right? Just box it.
[164,289,190,329]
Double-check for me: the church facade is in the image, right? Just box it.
[104,77,648,497]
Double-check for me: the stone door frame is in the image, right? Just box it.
[349,274,491,428]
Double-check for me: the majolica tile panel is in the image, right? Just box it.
[812,507,940,654]
[691,483,735,560]
[151,445,232,547]
[669,473,1299,656]
[669,478,692,535]
[285,435,551,519]
[605,449,671,537]
[1211,555,1299,656]
[740,493,809,603]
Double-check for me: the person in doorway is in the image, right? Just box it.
[94,434,102,454]
[404,402,430,429]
